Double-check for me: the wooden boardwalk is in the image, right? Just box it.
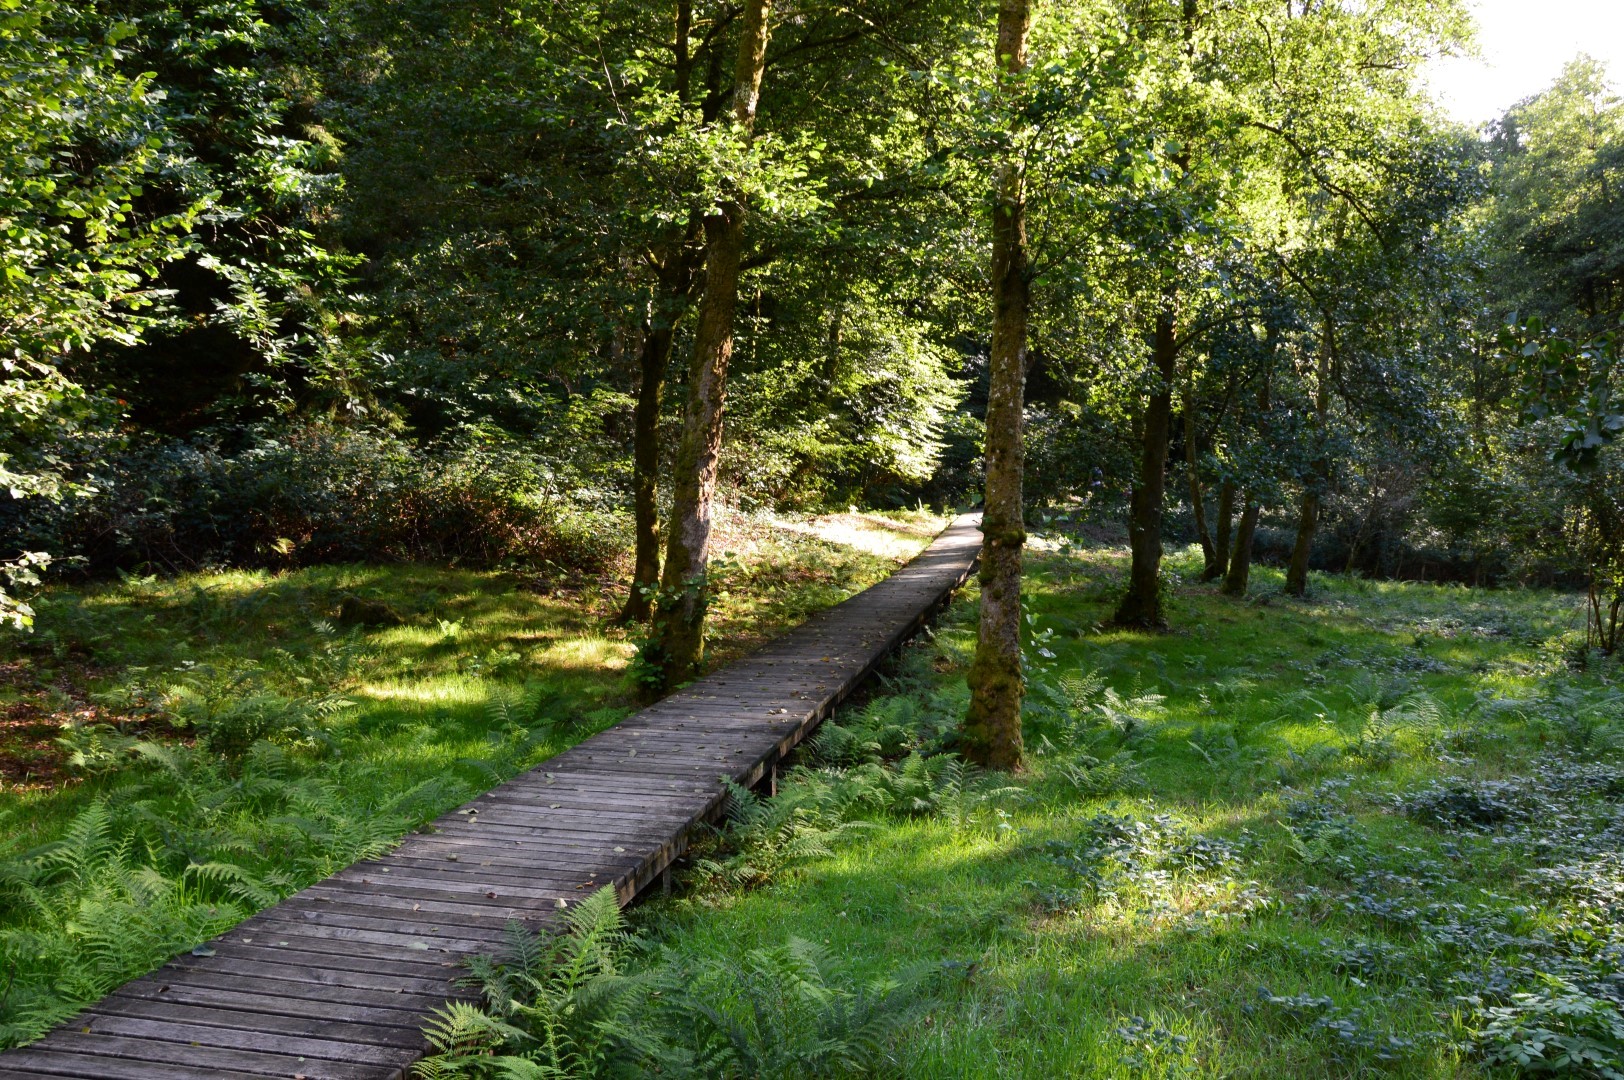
[0,515,982,1080]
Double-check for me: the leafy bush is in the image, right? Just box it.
[2,423,625,580]
[1400,779,1534,829]
[1473,977,1624,1079]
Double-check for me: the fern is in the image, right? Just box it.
[693,780,873,891]
[671,937,938,1077]
[417,887,663,1080]
[1060,750,1146,797]
[184,861,281,909]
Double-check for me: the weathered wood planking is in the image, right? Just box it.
[0,514,981,1080]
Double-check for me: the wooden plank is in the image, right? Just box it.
[85,1000,426,1050]
[163,954,454,997]
[26,1032,388,1079]
[109,976,430,1028]
[74,1014,419,1069]
[326,863,596,898]
[128,965,458,1014]
[232,914,506,954]
[183,938,456,981]
[0,1050,263,1080]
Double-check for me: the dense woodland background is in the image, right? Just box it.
[2,0,1621,643]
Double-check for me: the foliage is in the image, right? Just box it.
[1474,978,1624,1079]
[418,888,656,1080]
[0,751,453,1045]
[2,423,626,577]
[416,888,937,1079]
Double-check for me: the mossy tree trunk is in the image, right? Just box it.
[962,0,1033,773]
[645,0,772,692]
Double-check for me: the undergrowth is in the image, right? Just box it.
[0,509,942,1048]
[435,538,1624,1079]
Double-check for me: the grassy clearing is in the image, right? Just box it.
[522,537,1623,1079]
[0,506,944,1047]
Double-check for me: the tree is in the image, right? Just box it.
[961,0,1036,772]
[645,0,775,692]
[0,3,213,626]
[1504,316,1624,653]
[1486,57,1624,331]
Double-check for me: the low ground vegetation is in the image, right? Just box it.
[0,509,940,1046]
[422,537,1624,1079]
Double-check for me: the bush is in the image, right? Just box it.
[1,423,626,578]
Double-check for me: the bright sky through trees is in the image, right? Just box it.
[1426,0,1624,124]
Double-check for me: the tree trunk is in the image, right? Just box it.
[1113,299,1178,627]
[962,0,1033,773]
[1183,385,1216,576]
[1285,317,1334,597]
[1221,496,1260,596]
[618,243,703,624]
[1205,478,1235,582]
[644,0,772,693]
[1284,487,1320,597]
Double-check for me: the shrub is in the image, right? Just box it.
[1,423,625,580]
[1473,977,1624,1079]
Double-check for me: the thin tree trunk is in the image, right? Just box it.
[1183,384,1215,575]
[1113,299,1178,627]
[1285,317,1334,597]
[618,243,703,624]
[1221,496,1260,596]
[1206,478,1235,582]
[645,0,771,693]
[1223,337,1273,598]
[962,0,1033,773]
[619,318,674,624]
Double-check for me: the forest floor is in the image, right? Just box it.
[614,538,1624,1079]
[0,506,944,1046]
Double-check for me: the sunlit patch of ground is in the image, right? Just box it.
[774,510,946,560]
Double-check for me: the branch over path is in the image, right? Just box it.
[0,514,982,1080]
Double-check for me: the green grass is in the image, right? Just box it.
[615,539,1624,1079]
[0,506,945,1046]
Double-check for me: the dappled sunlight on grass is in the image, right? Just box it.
[635,536,1619,1078]
[536,634,632,671]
